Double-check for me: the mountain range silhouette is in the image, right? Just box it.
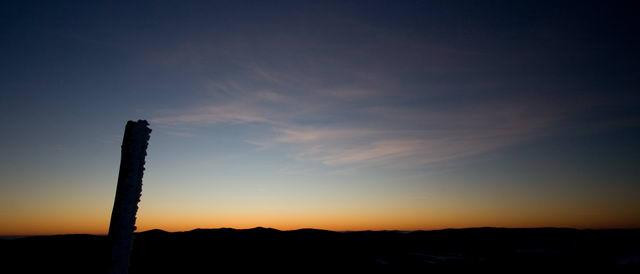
[2,227,639,273]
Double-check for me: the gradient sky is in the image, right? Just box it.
[1,1,639,235]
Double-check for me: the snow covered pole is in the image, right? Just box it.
[108,120,151,274]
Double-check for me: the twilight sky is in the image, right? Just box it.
[1,1,639,235]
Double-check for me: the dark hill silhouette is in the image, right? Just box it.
[1,227,639,273]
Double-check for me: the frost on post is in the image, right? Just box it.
[108,120,151,274]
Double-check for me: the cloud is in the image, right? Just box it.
[309,139,428,165]
[145,22,626,169]
[152,104,271,126]
[151,71,570,170]
[269,103,562,168]
[275,128,373,143]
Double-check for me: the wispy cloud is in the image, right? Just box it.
[152,104,271,125]
[267,102,564,168]
[151,61,576,169]
[275,128,374,143]
[146,19,626,169]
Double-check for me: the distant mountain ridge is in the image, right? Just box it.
[5,226,636,239]
[2,227,639,273]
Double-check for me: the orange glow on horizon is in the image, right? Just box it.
[3,208,639,236]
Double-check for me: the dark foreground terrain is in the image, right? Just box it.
[2,227,639,273]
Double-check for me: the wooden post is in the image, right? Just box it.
[108,120,151,274]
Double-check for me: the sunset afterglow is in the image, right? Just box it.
[1,1,639,236]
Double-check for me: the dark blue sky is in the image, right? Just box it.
[1,1,639,234]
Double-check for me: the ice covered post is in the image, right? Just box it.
[108,120,151,274]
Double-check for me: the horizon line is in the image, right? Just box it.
[4,225,640,238]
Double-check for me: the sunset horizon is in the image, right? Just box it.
[2,0,639,239]
[3,1,640,272]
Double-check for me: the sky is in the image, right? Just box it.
[1,1,639,235]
